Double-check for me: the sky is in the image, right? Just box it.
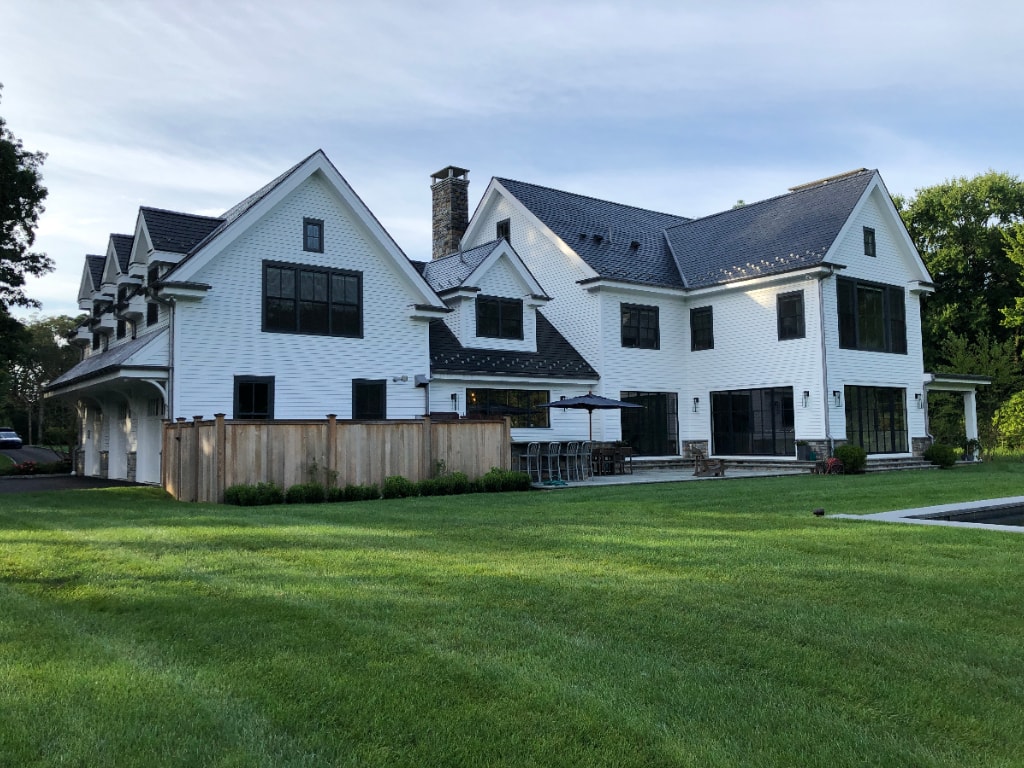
[3,0,1024,320]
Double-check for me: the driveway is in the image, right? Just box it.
[1,446,146,494]
[0,445,63,464]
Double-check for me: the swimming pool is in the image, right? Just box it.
[830,496,1024,532]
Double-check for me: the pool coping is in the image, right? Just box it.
[830,495,1024,533]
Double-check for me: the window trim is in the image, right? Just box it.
[496,218,511,242]
[303,217,324,253]
[234,375,274,420]
[690,305,714,351]
[776,290,805,341]
[262,260,363,338]
[837,276,907,354]
[475,295,524,340]
[621,303,660,349]
[863,226,876,258]
[352,378,387,420]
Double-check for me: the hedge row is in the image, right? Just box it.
[224,468,532,506]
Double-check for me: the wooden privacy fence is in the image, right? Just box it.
[163,414,512,503]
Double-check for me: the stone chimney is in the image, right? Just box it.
[431,166,469,259]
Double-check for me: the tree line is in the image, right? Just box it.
[1,80,1023,450]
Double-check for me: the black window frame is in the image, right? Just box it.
[475,295,523,340]
[352,379,386,420]
[776,290,805,341]
[863,227,876,258]
[711,387,795,457]
[496,218,511,242]
[837,277,906,354]
[303,217,324,253]
[234,376,274,420]
[690,306,714,351]
[115,285,128,340]
[621,303,660,349]
[263,261,363,338]
[466,388,550,428]
[147,300,159,326]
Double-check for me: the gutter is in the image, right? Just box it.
[150,285,176,420]
[818,266,834,454]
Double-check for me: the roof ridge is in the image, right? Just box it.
[140,206,225,221]
[431,238,502,264]
[668,168,877,232]
[496,177,690,222]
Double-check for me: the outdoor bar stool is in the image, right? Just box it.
[561,441,580,481]
[542,441,562,481]
[580,441,594,479]
[518,442,542,483]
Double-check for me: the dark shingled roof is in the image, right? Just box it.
[220,154,309,224]
[86,255,105,288]
[665,170,876,288]
[419,240,502,292]
[429,311,597,379]
[496,178,690,288]
[110,234,134,271]
[46,330,166,390]
[141,208,225,254]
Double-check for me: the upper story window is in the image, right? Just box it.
[496,218,511,243]
[777,290,805,340]
[303,218,324,253]
[116,286,128,339]
[690,306,714,351]
[234,376,274,419]
[621,303,660,349]
[263,261,362,337]
[476,295,523,340]
[147,265,160,326]
[863,227,876,258]
[837,277,906,354]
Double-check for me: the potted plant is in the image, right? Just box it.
[796,440,811,461]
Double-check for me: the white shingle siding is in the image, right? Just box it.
[173,175,431,420]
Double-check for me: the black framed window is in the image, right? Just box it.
[353,379,386,420]
[303,218,324,253]
[845,386,907,453]
[496,218,511,242]
[116,286,128,339]
[234,376,274,419]
[476,295,523,339]
[466,388,550,428]
[777,290,805,340]
[92,332,101,351]
[711,387,795,456]
[690,306,714,351]
[147,300,159,326]
[621,303,660,349]
[263,261,362,337]
[837,277,906,354]
[863,227,876,258]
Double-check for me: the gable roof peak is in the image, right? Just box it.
[788,168,872,193]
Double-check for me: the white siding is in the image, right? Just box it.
[448,254,539,352]
[172,174,432,420]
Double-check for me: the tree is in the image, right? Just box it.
[895,172,1024,368]
[0,83,52,314]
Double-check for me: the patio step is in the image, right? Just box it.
[631,456,937,474]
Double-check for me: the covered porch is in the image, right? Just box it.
[923,373,992,460]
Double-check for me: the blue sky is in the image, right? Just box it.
[3,0,1023,319]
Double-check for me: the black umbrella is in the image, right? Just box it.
[538,391,643,440]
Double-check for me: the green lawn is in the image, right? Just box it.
[2,464,1023,767]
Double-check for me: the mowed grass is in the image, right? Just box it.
[1,464,1023,767]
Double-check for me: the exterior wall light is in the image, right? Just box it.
[693,397,700,413]
[802,390,810,408]
[832,390,842,407]
[915,392,924,408]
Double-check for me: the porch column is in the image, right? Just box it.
[963,390,979,460]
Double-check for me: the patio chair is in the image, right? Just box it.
[580,441,594,479]
[561,441,580,481]
[518,442,542,483]
[542,441,562,481]
[692,448,725,477]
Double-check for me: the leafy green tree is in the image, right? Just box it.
[895,171,1024,367]
[1001,221,1024,329]
[992,391,1024,450]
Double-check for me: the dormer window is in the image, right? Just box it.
[496,219,510,243]
[476,295,523,340]
[303,218,324,253]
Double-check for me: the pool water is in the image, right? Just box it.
[909,505,1024,527]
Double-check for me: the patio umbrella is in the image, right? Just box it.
[538,391,643,440]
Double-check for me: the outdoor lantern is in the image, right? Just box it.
[802,390,810,408]
[451,392,458,410]
[915,392,924,408]
[832,390,842,407]
[693,397,700,413]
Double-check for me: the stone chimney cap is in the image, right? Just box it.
[431,166,470,183]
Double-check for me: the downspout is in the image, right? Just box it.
[817,267,834,455]
[151,288,176,420]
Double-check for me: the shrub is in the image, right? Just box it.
[436,471,471,495]
[342,483,379,502]
[324,485,345,503]
[225,482,284,506]
[285,482,326,504]
[382,475,418,499]
[479,467,533,493]
[417,478,443,496]
[923,443,959,469]
[833,444,867,474]
[254,482,284,505]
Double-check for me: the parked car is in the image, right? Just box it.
[0,427,23,449]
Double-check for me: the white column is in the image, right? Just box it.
[963,390,979,460]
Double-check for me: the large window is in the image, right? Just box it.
[777,290,805,340]
[353,379,386,420]
[690,306,714,351]
[466,388,549,428]
[711,387,795,456]
[621,304,660,349]
[234,376,274,419]
[837,277,906,353]
[476,295,523,340]
[263,262,362,337]
[845,386,907,453]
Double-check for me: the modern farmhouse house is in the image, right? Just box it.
[50,149,982,484]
